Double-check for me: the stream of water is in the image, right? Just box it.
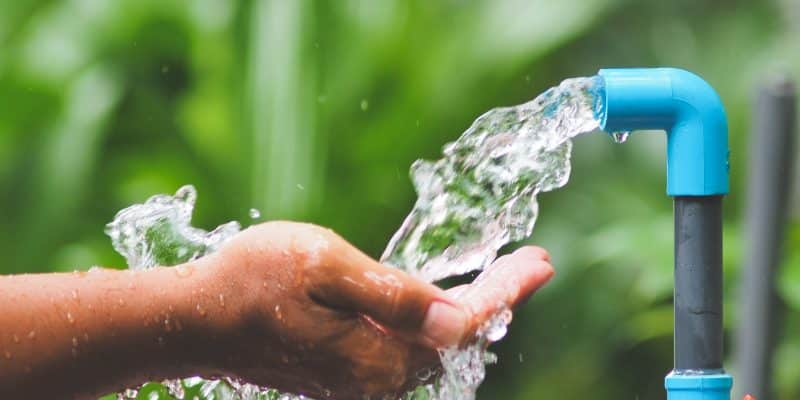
[105,75,604,400]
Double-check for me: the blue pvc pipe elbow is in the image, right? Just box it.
[597,68,730,196]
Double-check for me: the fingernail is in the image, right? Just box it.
[421,301,467,348]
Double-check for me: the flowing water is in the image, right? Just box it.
[105,75,604,400]
[381,76,603,399]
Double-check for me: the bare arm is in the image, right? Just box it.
[0,258,237,398]
[0,221,555,399]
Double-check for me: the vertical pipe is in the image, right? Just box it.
[674,196,724,371]
[734,77,796,400]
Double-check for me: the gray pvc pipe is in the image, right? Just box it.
[734,76,796,400]
[674,196,724,370]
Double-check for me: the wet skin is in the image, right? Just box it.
[0,221,555,399]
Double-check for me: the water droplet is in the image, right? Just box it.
[218,293,225,308]
[71,348,78,357]
[27,331,36,340]
[360,99,369,111]
[249,208,261,219]
[274,305,282,320]
[296,183,305,190]
[118,298,125,306]
[66,312,75,324]
[83,332,89,342]
[518,353,524,362]
[483,309,513,342]
[71,290,78,300]
[163,379,185,398]
[3,350,11,359]
[196,304,206,317]
[201,379,223,397]
[611,130,630,143]
[174,319,183,332]
[12,334,19,344]
[174,265,192,278]
[72,337,79,347]
[416,367,434,381]
[157,337,165,347]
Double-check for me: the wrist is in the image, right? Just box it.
[168,254,263,368]
[112,258,242,377]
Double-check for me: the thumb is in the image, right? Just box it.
[306,242,468,348]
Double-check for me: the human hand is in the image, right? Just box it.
[195,221,554,398]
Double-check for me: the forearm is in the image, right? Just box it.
[0,258,242,399]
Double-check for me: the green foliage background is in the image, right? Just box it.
[1,0,799,398]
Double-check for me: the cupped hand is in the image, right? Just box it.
[201,221,554,398]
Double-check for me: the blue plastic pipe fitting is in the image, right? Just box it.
[597,68,730,196]
[666,373,733,400]
[597,68,733,400]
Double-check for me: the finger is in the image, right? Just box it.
[307,239,468,348]
[458,246,554,337]
[475,246,554,306]
[520,245,551,263]
[329,317,439,397]
[445,284,470,300]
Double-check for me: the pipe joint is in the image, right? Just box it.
[597,68,729,196]
[665,373,733,400]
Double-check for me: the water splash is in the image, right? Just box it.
[381,76,603,282]
[106,185,241,269]
[382,76,603,400]
[105,75,605,400]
